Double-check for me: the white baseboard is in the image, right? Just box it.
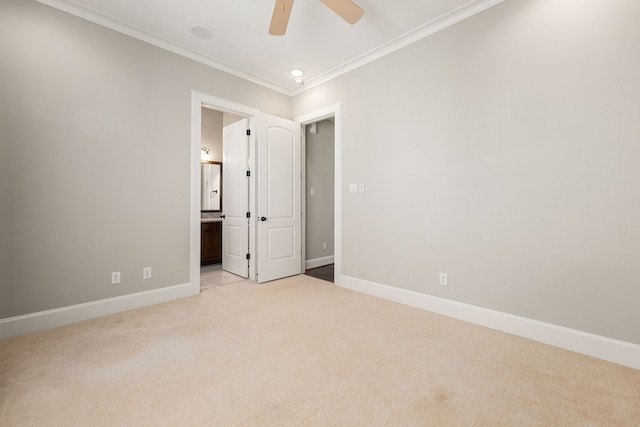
[338,274,640,371]
[0,283,197,340]
[305,256,334,270]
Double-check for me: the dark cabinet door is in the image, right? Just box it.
[201,221,222,265]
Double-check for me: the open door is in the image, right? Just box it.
[222,118,249,278]
[257,114,302,283]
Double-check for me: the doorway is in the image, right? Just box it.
[190,92,343,294]
[199,106,248,289]
[303,119,335,283]
[296,103,343,286]
[190,92,260,295]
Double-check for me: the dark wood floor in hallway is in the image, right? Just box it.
[304,264,334,283]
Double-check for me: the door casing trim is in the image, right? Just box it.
[190,91,260,290]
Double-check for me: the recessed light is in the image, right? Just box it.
[191,25,213,40]
[290,69,304,77]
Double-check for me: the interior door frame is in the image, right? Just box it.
[295,103,343,285]
[190,91,260,293]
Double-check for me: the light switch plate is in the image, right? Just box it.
[358,183,365,193]
[349,183,358,193]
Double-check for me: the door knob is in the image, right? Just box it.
[220,214,225,219]
[260,216,267,221]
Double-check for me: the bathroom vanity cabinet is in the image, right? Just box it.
[201,221,222,265]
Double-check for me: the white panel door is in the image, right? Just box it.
[222,118,249,278]
[257,114,301,283]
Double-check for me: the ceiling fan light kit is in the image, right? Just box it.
[269,0,364,36]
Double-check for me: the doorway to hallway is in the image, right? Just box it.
[296,103,343,287]
[303,118,335,282]
[304,264,334,283]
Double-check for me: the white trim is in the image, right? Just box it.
[295,103,343,286]
[300,125,307,274]
[0,283,193,340]
[305,256,335,270]
[36,0,505,97]
[190,93,204,296]
[338,274,640,371]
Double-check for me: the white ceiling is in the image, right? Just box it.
[36,0,505,95]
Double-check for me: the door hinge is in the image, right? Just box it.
[246,170,251,177]
[246,129,251,136]
[246,253,251,260]
[246,212,251,219]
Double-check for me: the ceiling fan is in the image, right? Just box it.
[269,0,365,36]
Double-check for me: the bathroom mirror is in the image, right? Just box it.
[201,161,222,212]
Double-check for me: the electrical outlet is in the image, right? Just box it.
[310,188,315,197]
[143,267,152,280]
[439,272,448,287]
[111,272,121,285]
[322,242,327,250]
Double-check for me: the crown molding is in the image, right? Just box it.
[35,0,292,95]
[292,0,507,95]
[36,0,506,97]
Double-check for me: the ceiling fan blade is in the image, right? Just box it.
[269,0,294,36]
[320,0,364,25]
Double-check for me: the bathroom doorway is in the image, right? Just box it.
[199,106,247,289]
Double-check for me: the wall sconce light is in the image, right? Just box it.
[201,146,211,161]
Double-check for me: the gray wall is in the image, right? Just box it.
[0,0,290,318]
[292,0,640,345]
[201,108,223,162]
[223,113,245,128]
[201,109,246,163]
[305,120,335,262]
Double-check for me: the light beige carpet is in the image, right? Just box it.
[1,275,638,426]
